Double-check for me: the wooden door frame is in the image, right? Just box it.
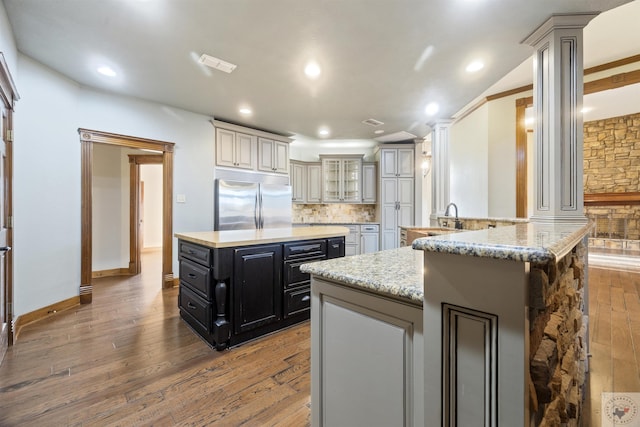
[128,154,163,276]
[0,53,18,349]
[79,129,175,304]
[515,96,533,218]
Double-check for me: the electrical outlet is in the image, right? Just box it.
[176,194,186,203]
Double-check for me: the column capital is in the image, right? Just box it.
[523,13,599,47]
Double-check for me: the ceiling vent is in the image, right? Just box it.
[374,131,417,143]
[198,54,237,73]
[362,118,384,127]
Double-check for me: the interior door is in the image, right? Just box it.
[0,106,10,361]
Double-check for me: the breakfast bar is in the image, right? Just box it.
[302,221,592,426]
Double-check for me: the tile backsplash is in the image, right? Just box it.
[293,204,377,223]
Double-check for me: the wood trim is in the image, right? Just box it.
[80,140,93,304]
[486,84,534,102]
[584,192,640,206]
[162,150,174,288]
[92,268,132,279]
[584,54,640,75]
[13,296,80,341]
[0,53,19,108]
[129,154,163,165]
[79,129,175,302]
[584,69,640,95]
[515,96,533,218]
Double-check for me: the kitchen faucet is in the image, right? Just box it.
[444,202,463,230]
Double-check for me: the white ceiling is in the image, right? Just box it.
[3,0,637,140]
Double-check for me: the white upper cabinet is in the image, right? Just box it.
[258,137,289,174]
[307,163,323,203]
[321,155,363,203]
[290,161,306,203]
[216,128,256,170]
[380,147,414,178]
[362,162,377,204]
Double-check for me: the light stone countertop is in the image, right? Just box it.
[175,226,349,249]
[412,221,592,263]
[301,246,424,305]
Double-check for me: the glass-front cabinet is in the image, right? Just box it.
[320,155,363,203]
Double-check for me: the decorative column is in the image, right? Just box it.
[524,14,597,224]
[430,120,452,226]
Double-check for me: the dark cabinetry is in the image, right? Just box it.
[178,236,345,350]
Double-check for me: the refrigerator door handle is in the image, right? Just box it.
[254,192,260,229]
[259,192,264,228]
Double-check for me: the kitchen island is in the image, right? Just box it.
[302,221,592,426]
[175,226,348,350]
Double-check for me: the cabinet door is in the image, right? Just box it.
[235,132,255,170]
[342,159,361,202]
[257,137,275,172]
[307,163,322,203]
[361,233,379,254]
[362,163,377,203]
[216,128,236,168]
[233,244,282,334]
[397,148,415,177]
[322,159,342,202]
[380,149,398,178]
[291,162,306,203]
[273,141,289,174]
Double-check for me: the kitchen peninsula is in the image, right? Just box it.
[302,221,591,426]
[175,226,348,350]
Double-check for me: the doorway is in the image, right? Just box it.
[79,129,175,304]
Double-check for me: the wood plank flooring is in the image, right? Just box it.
[1,250,639,426]
[0,251,311,426]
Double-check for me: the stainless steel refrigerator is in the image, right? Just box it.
[214,179,292,230]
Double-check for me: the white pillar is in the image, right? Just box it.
[524,14,597,224]
[430,120,452,225]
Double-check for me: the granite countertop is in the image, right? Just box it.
[433,216,529,223]
[412,222,592,263]
[301,246,424,305]
[294,221,380,225]
[175,226,349,249]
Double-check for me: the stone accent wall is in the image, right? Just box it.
[292,204,376,223]
[584,112,640,242]
[529,241,587,426]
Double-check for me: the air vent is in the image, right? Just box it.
[362,118,384,127]
[374,131,417,143]
[198,54,237,73]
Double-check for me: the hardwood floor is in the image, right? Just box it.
[0,251,311,426]
[2,250,639,426]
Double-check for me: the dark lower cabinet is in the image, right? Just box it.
[233,245,282,334]
[177,236,345,351]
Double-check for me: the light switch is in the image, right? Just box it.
[176,194,186,203]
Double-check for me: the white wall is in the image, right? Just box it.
[290,136,378,162]
[449,104,489,218]
[93,144,127,271]
[13,54,214,316]
[0,2,17,78]
[141,164,163,248]
[487,95,519,218]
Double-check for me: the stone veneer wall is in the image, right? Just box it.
[292,204,376,223]
[529,240,587,426]
[584,111,640,241]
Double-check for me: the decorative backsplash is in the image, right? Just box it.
[292,204,377,223]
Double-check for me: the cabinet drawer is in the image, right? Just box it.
[284,286,311,318]
[179,285,213,333]
[179,259,212,300]
[283,240,327,260]
[327,237,345,259]
[179,240,212,266]
[284,255,325,287]
[361,224,380,232]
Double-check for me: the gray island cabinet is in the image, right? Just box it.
[175,226,348,350]
[303,221,592,427]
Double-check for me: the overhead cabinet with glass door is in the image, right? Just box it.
[320,154,363,203]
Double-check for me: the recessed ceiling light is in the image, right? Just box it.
[305,61,321,79]
[374,129,385,135]
[425,102,439,116]
[239,107,252,115]
[97,66,117,77]
[465,60,484,73]
[318,128,330,137]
